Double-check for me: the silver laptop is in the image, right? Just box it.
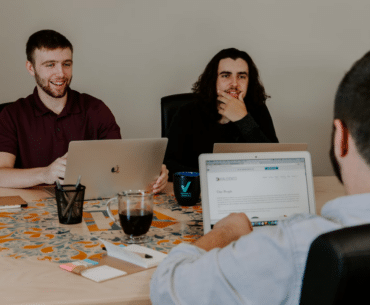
[50,138,168,200]
[213,143,308,153]
[199,151,315,234]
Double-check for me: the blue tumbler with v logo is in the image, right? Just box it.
[173,172,201,206]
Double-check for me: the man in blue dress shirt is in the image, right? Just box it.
[151,52,370,304]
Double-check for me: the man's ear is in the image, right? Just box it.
[26,61,35,76]
[333,119,349,158]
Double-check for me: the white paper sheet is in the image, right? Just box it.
[99,239,167,268]
[81,265,127,283]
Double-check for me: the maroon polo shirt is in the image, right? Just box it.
[0,87,121,169]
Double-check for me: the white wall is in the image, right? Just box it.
[1,0,370,176]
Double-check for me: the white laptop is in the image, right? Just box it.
[199,151,316,234]
[49,138,168,200]
[213,143,308,153]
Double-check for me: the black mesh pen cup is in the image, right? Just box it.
[173,172,200,206]
[55,184,86,224]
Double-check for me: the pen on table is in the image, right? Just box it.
[0,204,27,210]
[101,247,153,258]
[62,175,82,217]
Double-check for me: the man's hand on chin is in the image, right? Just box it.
[217,90,248,122]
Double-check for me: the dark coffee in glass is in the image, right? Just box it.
[106,190,153,243]
[119,210,153,236]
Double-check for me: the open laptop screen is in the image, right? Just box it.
[200,153,315,232]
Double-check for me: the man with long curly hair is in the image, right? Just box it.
[164,48,278,179]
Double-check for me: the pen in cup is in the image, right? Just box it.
[56,179,63,191]
[62,175,81,217]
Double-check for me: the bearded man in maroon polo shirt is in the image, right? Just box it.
[0,30,168,191]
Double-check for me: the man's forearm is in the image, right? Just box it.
[0,167,46,188]
[193,227,241,251]
[194,213,253,251]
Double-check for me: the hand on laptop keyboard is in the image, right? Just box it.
[42,153,68,185]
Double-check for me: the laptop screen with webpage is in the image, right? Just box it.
[199,152,316,234]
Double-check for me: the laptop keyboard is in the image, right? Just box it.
[251,220,278,227]
[211,220,278,230]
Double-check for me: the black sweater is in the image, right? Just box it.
[164,100,278,180]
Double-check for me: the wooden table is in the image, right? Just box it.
[0,183,201,305]
[0,177,345,305]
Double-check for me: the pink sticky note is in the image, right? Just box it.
[59,263,76,272]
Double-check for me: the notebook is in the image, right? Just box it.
[0,196,28,209]
[199,151,315,234]
[213,143,308,153]
[52,138,168,200]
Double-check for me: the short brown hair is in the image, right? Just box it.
[26,29,73,64]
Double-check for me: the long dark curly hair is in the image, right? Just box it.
[192,48,270,121]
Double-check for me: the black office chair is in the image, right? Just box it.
[160,93,196,137]
[300,224,370,305]
[0,102,13,113]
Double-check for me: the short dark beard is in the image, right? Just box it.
[34,70,70,99]
[329,127,343,184]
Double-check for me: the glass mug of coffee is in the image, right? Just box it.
[106,190,153,244]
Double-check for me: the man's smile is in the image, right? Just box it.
[226,89,240,99]
[50,79,67,87]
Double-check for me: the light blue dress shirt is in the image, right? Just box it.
[150,193,370,305]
